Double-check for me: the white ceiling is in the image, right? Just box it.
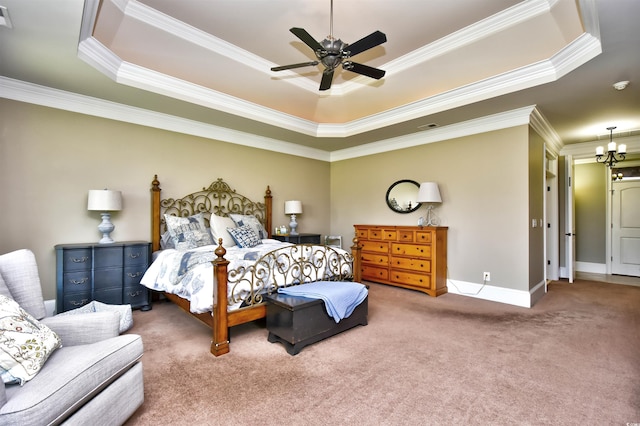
[1,0,639,155]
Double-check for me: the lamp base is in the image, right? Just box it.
[97,212,115,244]
[289,214,299,236]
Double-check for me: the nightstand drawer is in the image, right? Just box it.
[124,245,148,265]
[61,271,91,292]
[62,249,92,271]
[124,266,145,286]
[94,246,123,269]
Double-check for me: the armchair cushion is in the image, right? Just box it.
[56,301,133,333]
[0,295,62,385]
[41,311,120,346]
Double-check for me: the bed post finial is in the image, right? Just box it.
[351,234,362,283]
[265,185,273,238]
[212,238,230,356]
[151,175,162,253]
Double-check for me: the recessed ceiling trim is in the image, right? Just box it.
[78,24,601,140]
[102,0,558,97]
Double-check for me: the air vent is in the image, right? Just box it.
[0,6,13,28]
[417,123,438,130]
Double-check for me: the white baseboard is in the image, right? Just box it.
[575,261,606,274]
[446,279,542,308]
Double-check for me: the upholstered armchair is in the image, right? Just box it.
[0,249,144,425]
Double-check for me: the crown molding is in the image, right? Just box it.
[1,77,549,164]
[330,106,536,162]
[0,76,330,162]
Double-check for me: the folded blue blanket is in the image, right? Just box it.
[278,281,368,323]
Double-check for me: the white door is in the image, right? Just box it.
[611,179,640,276]
[564,155,575,283]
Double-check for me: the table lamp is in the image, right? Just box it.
[416,182,441,227]
[88,189,122,244]
[284,200,302,235]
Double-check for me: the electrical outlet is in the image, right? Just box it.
[483,272,491,282]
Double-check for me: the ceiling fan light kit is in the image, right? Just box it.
[271,0,387,91]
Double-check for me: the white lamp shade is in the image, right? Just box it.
[284,200,302,215]
[88,189,122,211]
[417,182,442,203]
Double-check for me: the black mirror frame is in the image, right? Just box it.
[385,179,422,214]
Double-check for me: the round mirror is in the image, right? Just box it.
[386,180,421,213]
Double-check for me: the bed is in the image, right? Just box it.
[143,175,362,356]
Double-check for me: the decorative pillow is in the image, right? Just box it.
[160,230,175,250]
[230,214,268,239]
[0,295,62,385]
[227,224,262,248]
[164,213,214,251]
[210,214,238,248]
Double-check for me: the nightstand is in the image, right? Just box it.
[55,241,151,313]
[272,233,321,244]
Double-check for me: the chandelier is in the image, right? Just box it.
[596,126,626,167]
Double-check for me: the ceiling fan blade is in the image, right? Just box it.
[319,69,334,91]
[346,30,387,57]
[290,27,325,52]
[271,61,319,72]
[343,62,386,79]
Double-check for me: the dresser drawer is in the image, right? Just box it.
[124,265,145,286]
[416,231,432,243]
[93,288,123,305]
[61,271,91,292]
[390,270,431,289]
[361,241,389,253]
[398,230,414,242]
[62,249,92,271]
[94,246,123,269]
[123,285,149,306]
[63,292,92,311]
[391,243,432,258]
[124,245,149,266]
[94,267,123,290]
[362,265,389,281]
[368,228,398,241]
[361,252,388,267]
[391,256,431,273]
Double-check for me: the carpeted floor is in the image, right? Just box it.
[124,280,640,425]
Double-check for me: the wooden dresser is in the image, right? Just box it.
[354,225,448,297]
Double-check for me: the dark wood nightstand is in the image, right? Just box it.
[55,241,151,313]
[272,233,321,244]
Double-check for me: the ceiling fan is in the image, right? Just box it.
[270,0,387,91]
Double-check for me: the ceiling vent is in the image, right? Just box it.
[418,123,438,130]
[0,6,13,28]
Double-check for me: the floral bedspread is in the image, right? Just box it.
[140,240,292,313]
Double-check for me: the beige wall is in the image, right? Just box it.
[331,126,533,291]
[0,99,330,299]
[528,127,545,298]
[574,162,607,263]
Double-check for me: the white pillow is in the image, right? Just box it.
[210,214,238,248]
[0,295,62,385]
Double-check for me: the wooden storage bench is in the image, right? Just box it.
[264,292,368,355]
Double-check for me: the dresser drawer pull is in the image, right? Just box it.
[70,299,89,306]
[128,253,141,259]
[127,290,143,297]
[69,277,89,285]
[71,256,89,263]
[127,272,142,278]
